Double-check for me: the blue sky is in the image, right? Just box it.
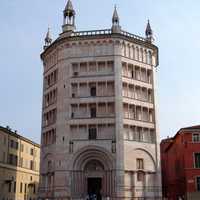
[0,0,200,143]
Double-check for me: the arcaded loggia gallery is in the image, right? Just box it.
[38,0,162,199]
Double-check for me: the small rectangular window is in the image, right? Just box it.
[195,153,200,168]
[10,140,14,148]
[24,183,27,193]
[33,184,36,194]
[8,182,12,192]
[89,127,97,140]
[197,177,200,191]
[20,182,23,193]
[13,181,16,192]
[131,70,134,79]
[137,171,145,182]
[30,160,34,170]
[137,158,144,170]
[193,134,200,142]
[90,87,96,97]
[90,107,97,118]
[30,148,34,156]
[48,161,52,170]
[15,142,19,150]
[73,71,79,76]
[14,155,18,166]
[8,154,17,166]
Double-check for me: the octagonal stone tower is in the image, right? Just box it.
[38,1,162,200]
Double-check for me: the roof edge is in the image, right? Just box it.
[0,126,40,148]
[41,29,158,61]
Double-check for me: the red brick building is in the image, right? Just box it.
[161,125,200,200]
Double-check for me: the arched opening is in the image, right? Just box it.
[70,146,115,199]
[40,154,55,196]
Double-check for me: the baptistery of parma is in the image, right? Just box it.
[38,1,162,199]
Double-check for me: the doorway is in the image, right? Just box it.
[90,87,96,97]
[87,178,102,200]
[90,107,97,118]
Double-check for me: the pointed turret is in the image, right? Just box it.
[62,0,76,33]
[111,5,121,33]
[145,20,154,42]
[44,28,52,49]
[65,0,74,11]
[112,5,119,25]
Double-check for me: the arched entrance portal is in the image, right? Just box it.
[70,146,115,199]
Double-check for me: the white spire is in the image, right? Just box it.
[112,5,119,25]
[111,5,121,33]
[64,0,75,14]
[44,27,52,49]
[145,20,154,42]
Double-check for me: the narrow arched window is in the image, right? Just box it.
[147,50,152,65]
[132,46,135,60]
[135,47,139,60]
[144,49,147,63]
[122,42,126,57]
[140,48,143,62]
[128,44,131,58]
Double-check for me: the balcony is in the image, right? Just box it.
[123,98,153,108]
[122,77,153,88]
[123,118,155,129]
[70,96,115,105]
[69,117,115,125]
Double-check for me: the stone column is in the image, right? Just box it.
[96,102,98,118]
[114,41,125,198]
[131,172,136,198]
[78,83,80,98]
[86,104,89,118]
[144,172,148,198]
[106,81,108,96]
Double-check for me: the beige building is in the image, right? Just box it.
[39,1,162,199]
[0,126,40,200]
